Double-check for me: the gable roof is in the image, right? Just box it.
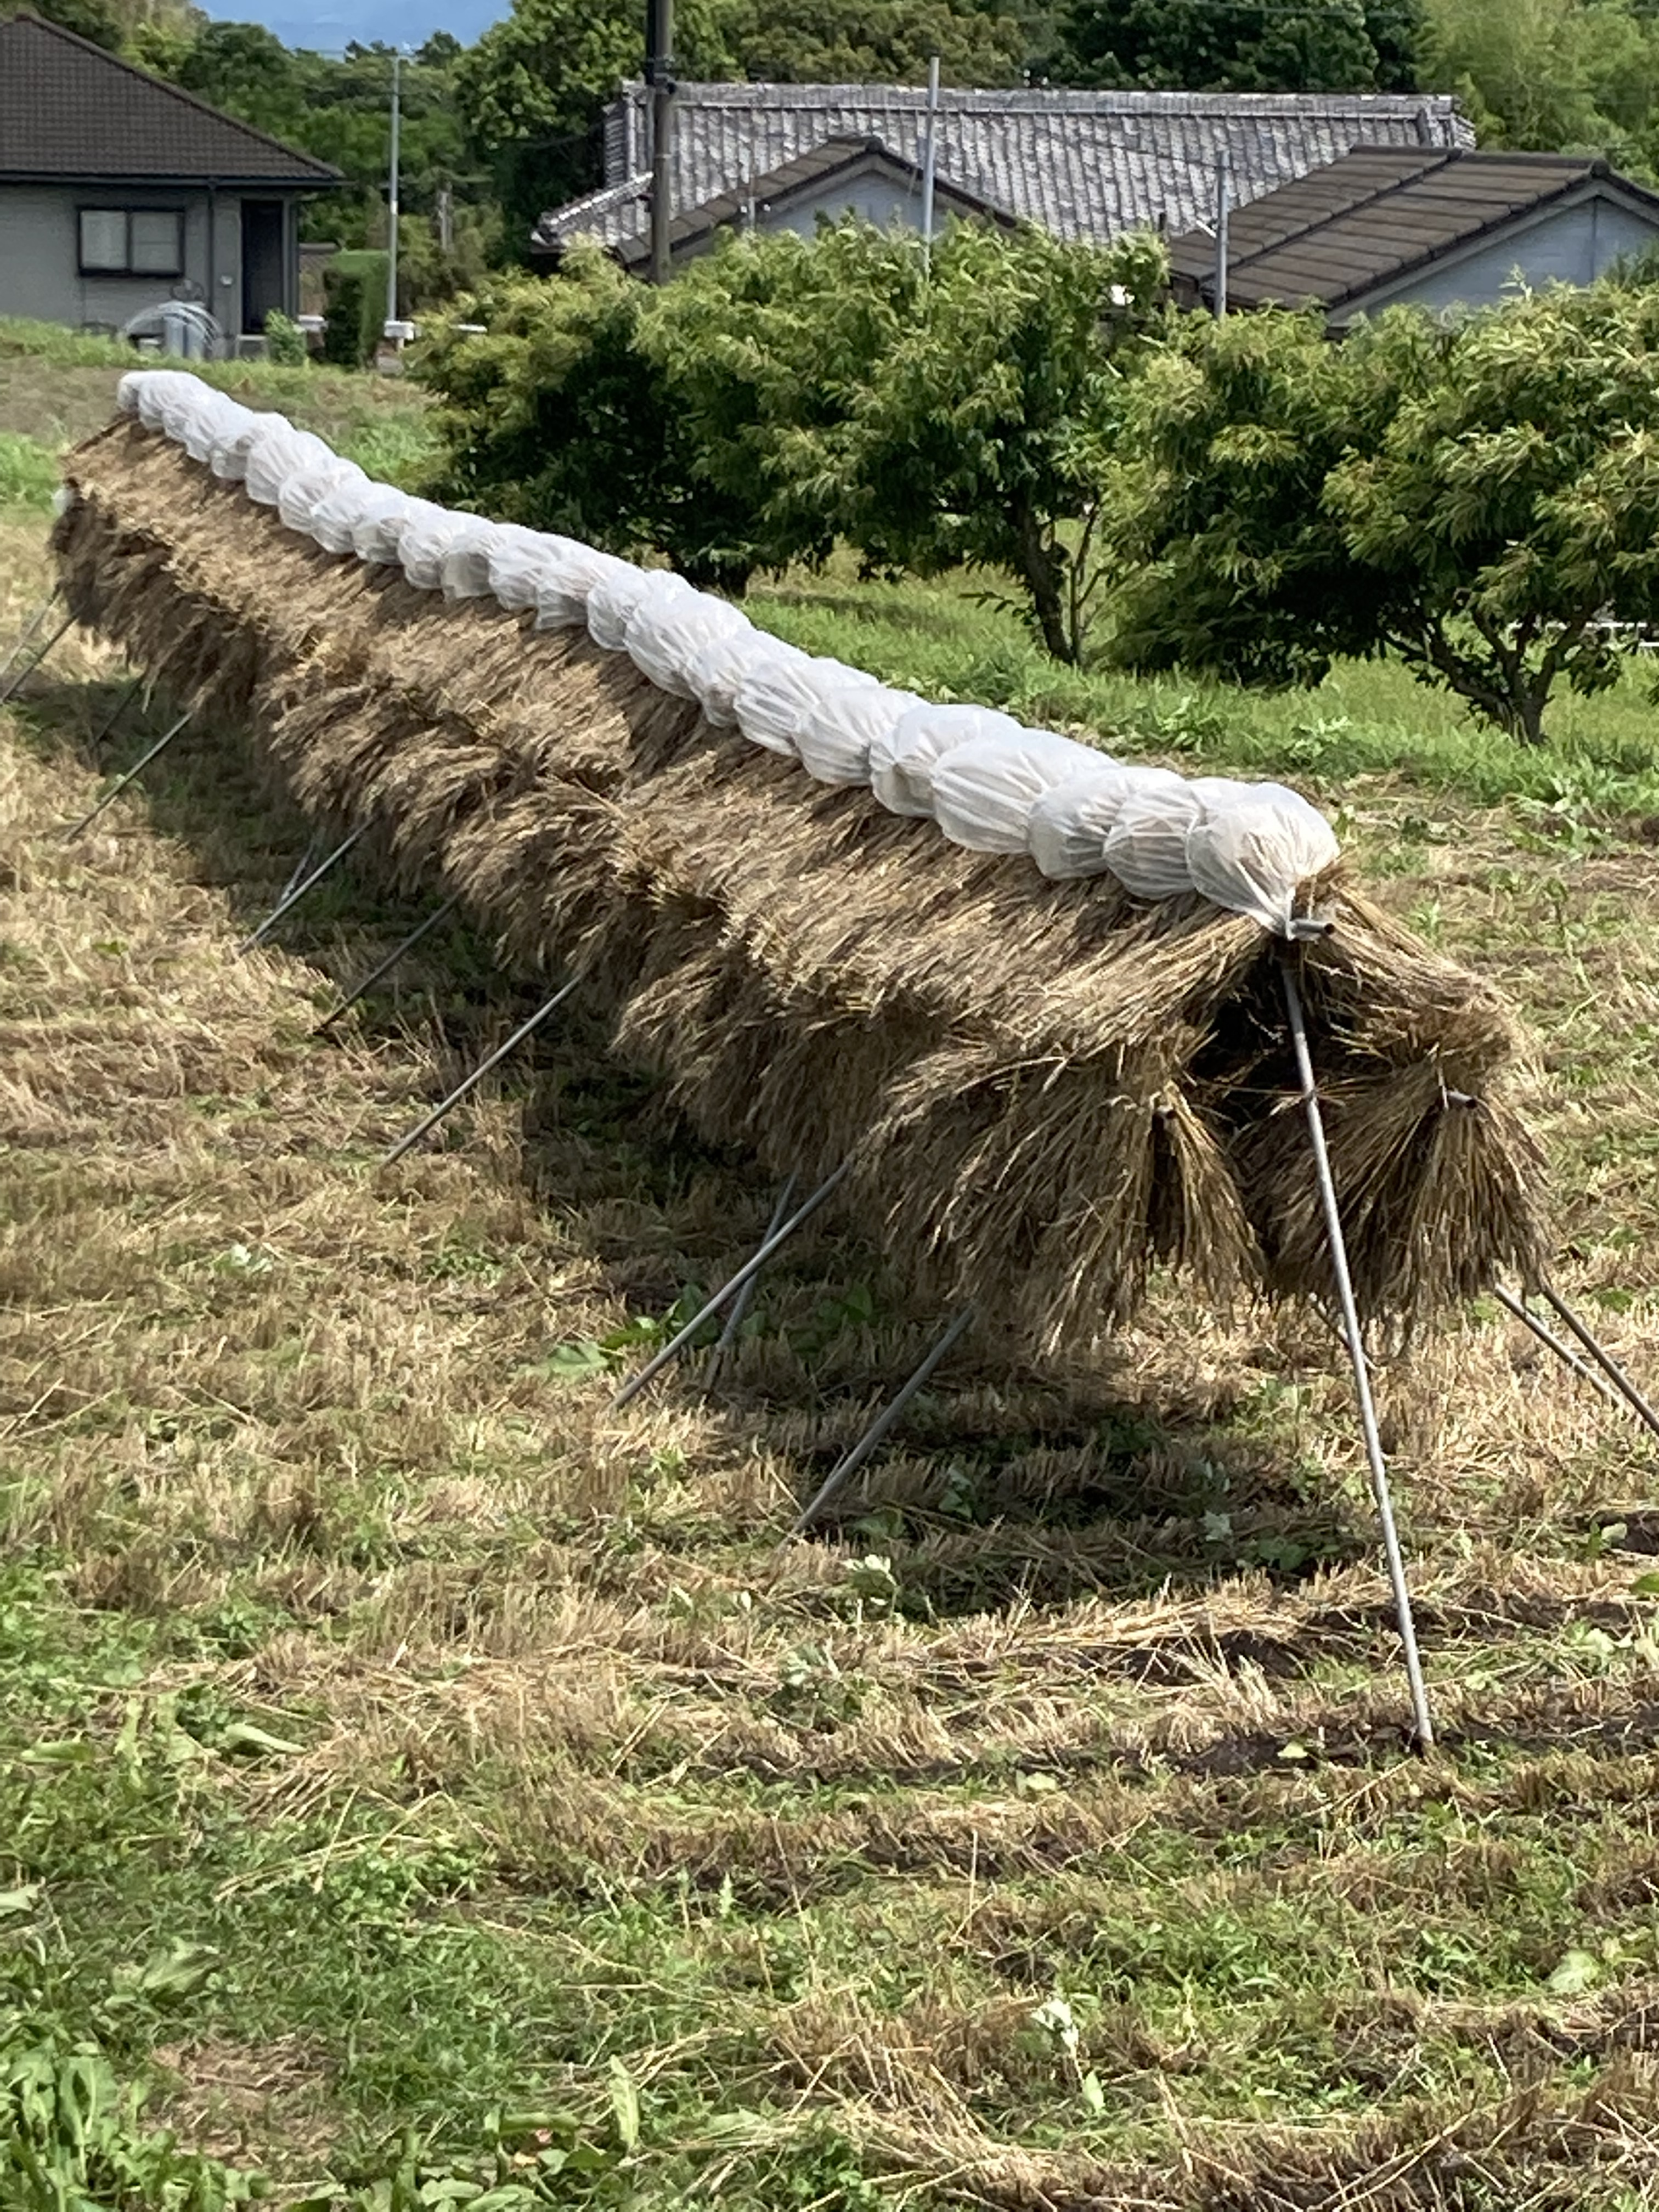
[1167,146,1659,314]
[533,79,1471,255]
[560,131,1017,269]
[0,12,338,187]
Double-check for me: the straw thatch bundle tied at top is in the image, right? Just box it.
[51,382,1549,1359]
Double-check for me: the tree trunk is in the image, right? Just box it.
[1015,507,1074,663]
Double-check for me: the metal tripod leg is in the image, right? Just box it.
[1282,956,1435,1753]
[1492,1285,1621,1409]
[792,1305,976,1534]
[236,826,367,955]
[1537,1282,1659,1441]
[316,893,461,1037]
[60,710,191,840]
[382,978,579,1165]
[701,1175,797,1395]
[0,591,64,702]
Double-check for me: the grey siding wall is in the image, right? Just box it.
[1342,195,1659,323]
[0,183,245,337]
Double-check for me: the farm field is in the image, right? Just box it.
[4,363,1659,2208]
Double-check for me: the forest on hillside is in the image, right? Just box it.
[8,0,1659,304]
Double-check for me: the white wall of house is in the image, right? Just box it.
[1341,194,1659,323]
[759,172,926,237]
[0,184,251,338]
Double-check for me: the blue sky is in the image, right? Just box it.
[205,1,509,54]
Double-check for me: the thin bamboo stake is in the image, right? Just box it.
[316,893,461,1036]
[702,1174,797,1395]
[236,826,367,955]
[60,710,191,839]
[1491,1285,1621,1408]
[612,1161,853,1410]
[382,977,578,1165]
[1538,1282,1659,1441]
[1282,957,1435,1752]
[792,1305,976,1534]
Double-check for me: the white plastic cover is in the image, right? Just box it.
[625,578,748,697]
[399,504,470,591]
[243,424,334,506]
[585,562,654,651]
[210,408,281,484]
[685,624,775,727]
[134,371,200,433]
[1184,782,1340,933]
[1098,774,1238,902]
[276,459,366,539]
[116,370,145,417]
[795,680,922,786]
[533,544,635,631]
[870,702,1024,818]
[734,651,879,759]
[484,526,565,612]
[929,727,1097,854]
[309,475,394,557]
[439,519,506,600]
[178,392,242,465]
[1025,754,1153,880]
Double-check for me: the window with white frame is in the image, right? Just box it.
[78,208,185,277]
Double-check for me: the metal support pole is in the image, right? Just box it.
[236,825,367,956]
[1492,1284,1621,1408]
[647,0,675,285]
[793,1305,975,1534]
[1215,146,1230,319]
[60,710,191,840]
[0,608,72,707]
[84,674,143,759]
[382,977,579,1165]
[702,1175,797,1395]
[1537,1282,1659,1441]
[1282,957,1435,1752]
[0,591,62,695]
[277,836,320,905]
[612,1160,853,1409]
[386,50,402,338]
[316,892,461,1036]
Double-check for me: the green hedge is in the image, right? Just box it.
[321,249,391,368]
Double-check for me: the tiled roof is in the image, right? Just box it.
[533,80,1471,252]
[0,12,338,185]
[1167,146,1659,312]
[593,133,1015,269]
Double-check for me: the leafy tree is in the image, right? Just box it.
[823,221,1171,661]
[1420,0,1659,168]
[1105,286,1659,743]
[723,0,1027,84]
[1051,0,1424,92]
[415,246,769,588]
[1,0,126,46]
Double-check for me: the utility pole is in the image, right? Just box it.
[646,0,674,284]
[386,49,402,337]
[1214,145,1229,320]
[920,53,940,273]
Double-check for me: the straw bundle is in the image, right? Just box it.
[54,419,1548,1356]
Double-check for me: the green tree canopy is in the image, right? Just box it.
[1050,0,1423,92]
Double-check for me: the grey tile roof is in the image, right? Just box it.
[1167,146,1659,312]
[0,12,338,185]
[533,80,1471,252]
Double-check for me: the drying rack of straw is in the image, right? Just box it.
[13,369,1649,1750]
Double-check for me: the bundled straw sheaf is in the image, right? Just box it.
[53,413,1549,1355]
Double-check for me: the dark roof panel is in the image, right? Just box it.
[0,12,337,185]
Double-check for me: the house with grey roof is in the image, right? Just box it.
[1169,146,1659,328]
[0,11,338,348]
[531,79,1472,267]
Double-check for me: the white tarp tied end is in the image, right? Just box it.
[107,368,1345,936]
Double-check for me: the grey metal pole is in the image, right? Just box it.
[84,673,143,759]
[1537,1283,1659,1440]
[60,710,191,839]
[612,1160,853,1409]
[919,53,940,273]
[316,892,461,1036]
[1491,1284,1621,1408]
[386,50,402,340]
[236,825,367,955]
[647,0,674,285]
[278,835,321,906]
[0,590,62,697]
[1215,146,1230,320]
[0,610,73,708]
[1282,957,1435,1751]
[702,1174,797,1395]
[382,976,578,1165]
[792,1305,975,1534]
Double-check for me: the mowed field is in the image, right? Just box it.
[4,362,1659,2209]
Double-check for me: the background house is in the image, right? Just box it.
[1168,146,1659,327]
[0,12,338,348]
[532,80,1472,267]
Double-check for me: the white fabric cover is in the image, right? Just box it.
[244,424,334,506]
[626,579,748,698]
[484,526,564,612]
[796,680,922,786]
[1185,782,1340,933]
[115,370,146,417]
[1099,775,1237,901]
[684,624,778,727]
[178,391,242,465]
[439,519,505,600]
[871,702,1024,817]
[733,648,876,759]
[399,504,470,591]
[929,727,1095,854]
[533,544,635,631]
[585,562,654,651]
[1025,754,1150,879]
[209,409,279,484]
[309,476,393,557]
[134,371,199,433]
[276,459,365,539]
